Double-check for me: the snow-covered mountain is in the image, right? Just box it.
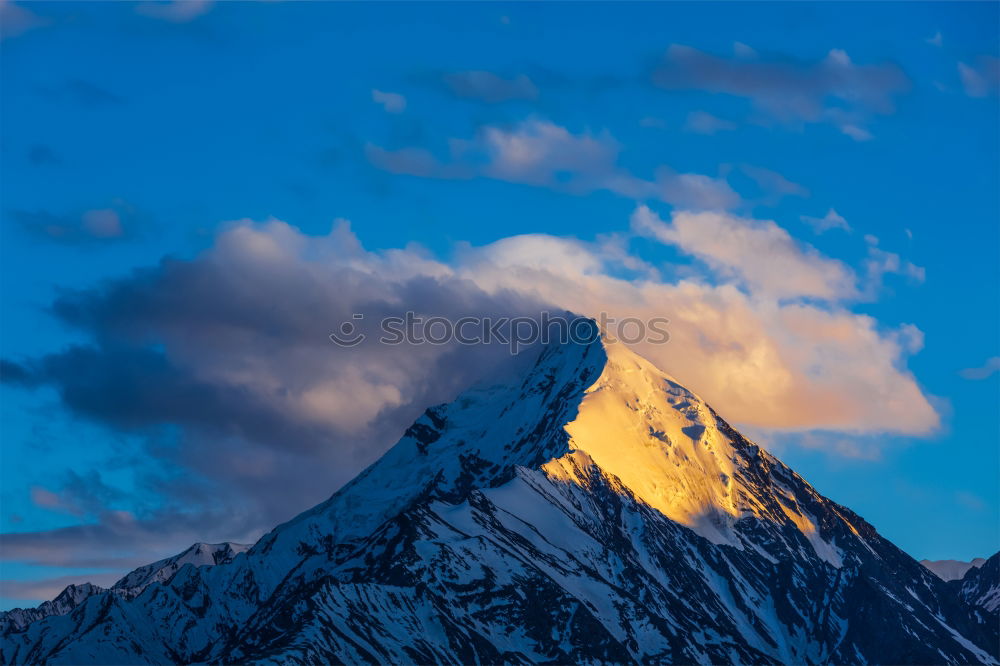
[923,558,988,582]
[110,542,251,595]
[0,584,104,635]
[2,326,997,664]
[0,542,248,633]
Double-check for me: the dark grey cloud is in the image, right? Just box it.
[1,220,560,574]
[652,45,909,139]
[30,470,128,519]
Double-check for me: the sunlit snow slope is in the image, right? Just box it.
[2,323,997,665]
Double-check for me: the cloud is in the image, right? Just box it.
[136,0,213,23]
[81,209,124,238]
[5,214,937,439]
[733,42,757,59]
[639,117,667,129]
[30,487,79,516]
[0,359,33,384]
[738,164,809,201]
[1,213,939,578]
[925,31,943,47]
[0,506,256,572]
[836,122,873,142]
[0,0,47,40]
[31,471,129,519]
[959,357,1000,380]
[365,145,474,179]
[959,56,1000,98]
[368,118,740,210]
[631,205,856,300]
[10,200,136,244]
[468,222,938,437]
[652,44,910,139]
[955,491,987,512]
[862,234,925,294]
[655,171,742,210]
[372,89,406,114]
[801,208,851,234]
[684,111,736,134]
[473,119,620,187]
[444,71,539,103]
[765,431,884,461]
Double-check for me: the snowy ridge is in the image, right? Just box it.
[2,326,997,665]
[111,541,251,594]
[0,584,105,634]
[0,542,249,633]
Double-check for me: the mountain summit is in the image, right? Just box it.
[3,326,997,664]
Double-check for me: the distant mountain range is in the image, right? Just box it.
[2,324,997,664]
[1,542,249,634]
[923,557,989,582]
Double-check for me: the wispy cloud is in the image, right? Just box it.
[738,164,809,201]
[684,111,736,135]
[372,89,406,114]
[0,0,48,40]
[10,201,137,244]
[652,44,910,139]
[368,118,740,210]
[959,56,1000,98]
[862,234,925,295]
[136,0,213,23]
[444,71,539,103]
[959,357,1000,380]
[801,208,851,234]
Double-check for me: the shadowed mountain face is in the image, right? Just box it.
[2,326,997,665]
[954,553,1000,614]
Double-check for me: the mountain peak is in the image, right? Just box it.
[4,325,996,665]
[111,541,251,592]
[253,323,608,568]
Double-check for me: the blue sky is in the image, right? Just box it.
[1,1,998,609]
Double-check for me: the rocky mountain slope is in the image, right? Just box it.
[2,325,997,664]
[956,553,1000,613]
